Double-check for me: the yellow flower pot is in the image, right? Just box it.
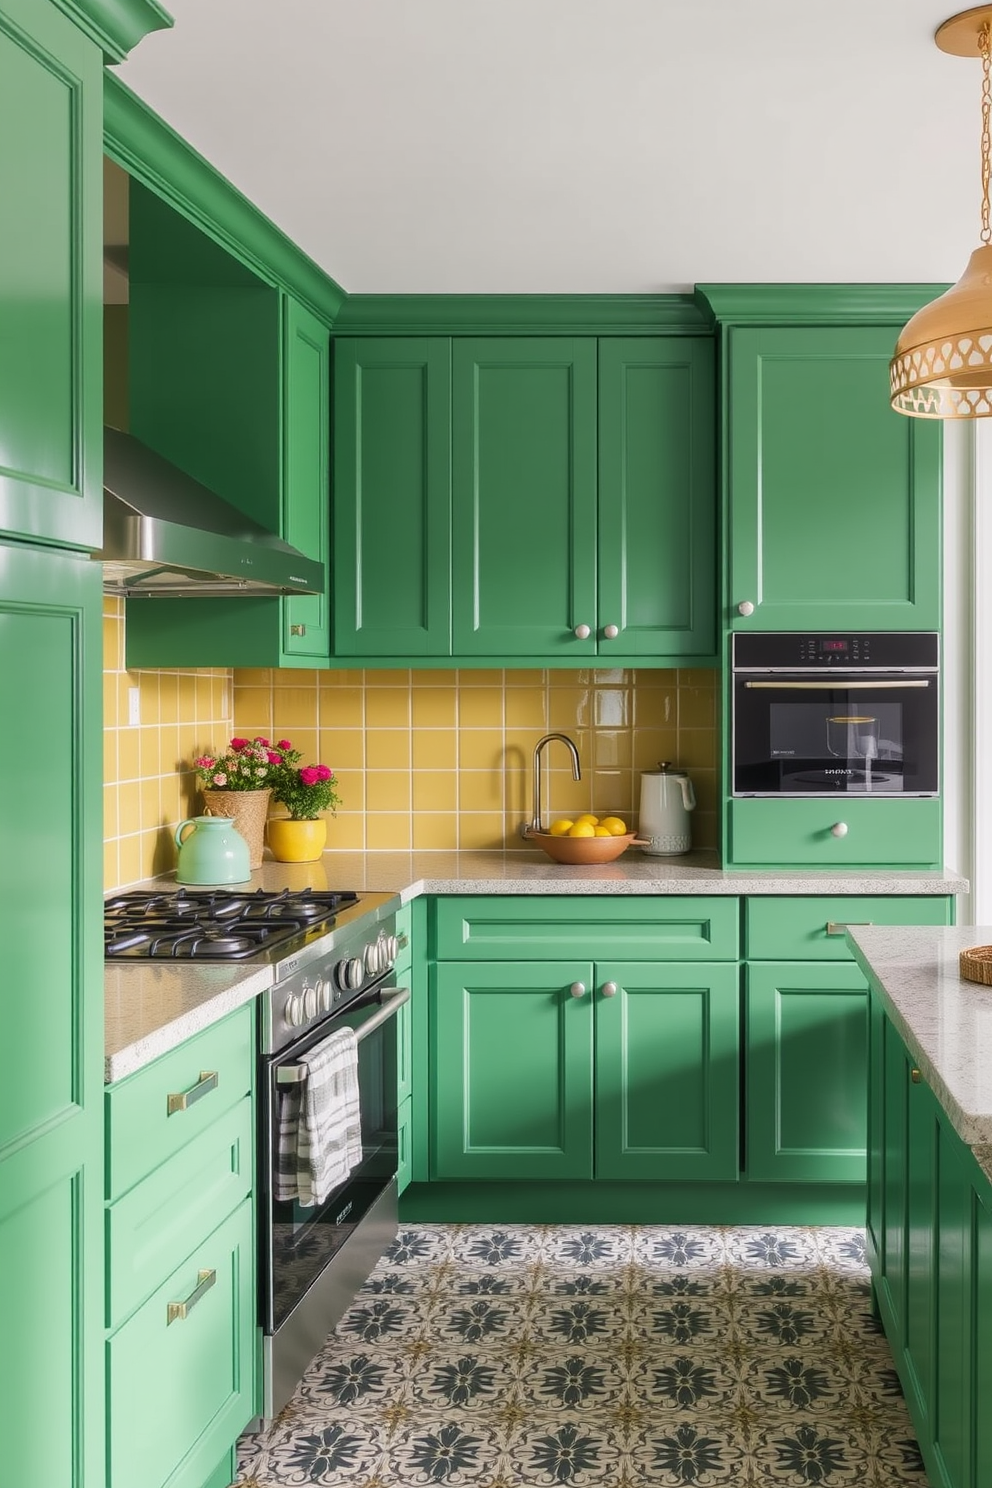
[267,817,327,863]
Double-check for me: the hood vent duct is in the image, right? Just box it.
[96,427,324,597]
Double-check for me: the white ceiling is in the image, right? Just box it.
[116,0,980,294]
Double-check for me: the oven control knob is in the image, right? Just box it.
[285,994,305,1027]
[384,934,399,962]
[342,956,365,990]
[737,600,755,617]
[302,983,318,1020]
[830,821,849,838]
[316,976,331,1012]
[364,942,381,976]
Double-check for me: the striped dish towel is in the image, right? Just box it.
[276,1026,363,1208]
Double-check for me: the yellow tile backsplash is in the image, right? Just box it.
[103,596,718,886]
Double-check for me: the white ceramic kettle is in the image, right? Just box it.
[638,762,696,856]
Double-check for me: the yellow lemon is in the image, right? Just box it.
[593,825,613,837]
[599,815,628,836]
[567,822,596,837]
[573,814,599,827]
[548,818,574,837]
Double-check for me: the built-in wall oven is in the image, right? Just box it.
[732,632,939,797]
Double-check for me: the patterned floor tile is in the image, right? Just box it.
[236,1224,930,1487]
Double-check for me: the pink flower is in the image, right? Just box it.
[230,738,249,751]
[266,751,282,765]
[194,756,214,769]
[315,764,333,780]
[212,772,228,786]
[255,737,270,747]
[277,739,292,751]
[299,766,321,786]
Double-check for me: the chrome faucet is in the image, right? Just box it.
[528,732,581,834]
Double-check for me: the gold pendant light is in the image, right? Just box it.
[891,6,992,418]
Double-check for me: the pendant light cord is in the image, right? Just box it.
[982,21,991,244]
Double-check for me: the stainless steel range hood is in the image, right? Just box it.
[96,427,324,597]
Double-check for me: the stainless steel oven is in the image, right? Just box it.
[732,632,940,797]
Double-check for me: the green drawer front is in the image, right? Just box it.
[107,1196,255,1488]
[106,1006,254,1200]
[106,1096,253,1330]
[397,1094,413,1195]
[730,799,941,867]
[746,895,953,961]
[433,896,740,961]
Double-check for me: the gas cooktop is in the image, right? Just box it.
[104,887,361,961]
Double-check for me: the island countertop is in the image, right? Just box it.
[849,925,992,1177]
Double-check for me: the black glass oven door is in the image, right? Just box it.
[733,674,938,796]
[261,985,407,1334]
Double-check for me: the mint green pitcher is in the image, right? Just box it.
[174,815,251,885]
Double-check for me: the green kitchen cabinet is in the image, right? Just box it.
[104,1005,256,1488]
[332,333,716,665]
[723,323,941,632]
[431,959,739,1182]
[0,0,103,549]
[745,962,868,1184]
[332,338,452,656]
[0,542,104,1488]
[123,180,331,668]
[867,996,992,1488]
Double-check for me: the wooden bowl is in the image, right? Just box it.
[528,831,645,865]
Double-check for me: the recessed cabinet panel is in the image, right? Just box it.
[451,338,598,656]
[598,338,715,657]
[0,0,101,548]
[728,325,940,631]
[284,299,330,658]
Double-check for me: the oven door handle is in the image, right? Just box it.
[743,679,932,690]
[276,986,411,1084]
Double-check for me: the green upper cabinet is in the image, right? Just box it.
[0,541,104,1488]
[0,0,102,549]
[725,323,941,632]
[333,338,451,656]
[331,324,716,666]
[282,298,331,659]
[451,337,598,657]
[597,338,715,658]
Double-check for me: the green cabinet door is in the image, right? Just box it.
[746,962,868,1183]
[598,338,715,658]
[594,963,738,1180]
[728,325,941,631]
[975,1182,992,1488]
[283,298,331,659]
[0,0,102,550]
[332,338,451,656]
[451,338,598,657]
[904,1063,936,1438]
[0,543,103,1488]
[430,961,594,1179]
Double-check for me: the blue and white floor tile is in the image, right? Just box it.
[236,1224,928,1487]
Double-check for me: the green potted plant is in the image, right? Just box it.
[267,742,341,862]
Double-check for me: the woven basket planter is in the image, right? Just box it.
[960,945,992,986]
[201,788,271,870]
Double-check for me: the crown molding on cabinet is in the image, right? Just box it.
[103,74,347,325]
[53,0,171,61]
[332,294,711,336]
[694,283,951,327]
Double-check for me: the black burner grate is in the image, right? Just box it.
[104,887,360,960]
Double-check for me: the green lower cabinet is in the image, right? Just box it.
[730,798,942,869]
[107,1197,255,1488]
[397,1095,414,1196]
[429,960,738,1182]
[746,962,867,1184]
[868,998,992,1488]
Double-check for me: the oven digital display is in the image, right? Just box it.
[821,640,849,652]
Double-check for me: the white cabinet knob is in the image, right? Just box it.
[603,624,619,640]
[573,624,591,640]
[737,601,755,617]
[569,982,586,999]
[601,981,618,999]
[830,822,849,838]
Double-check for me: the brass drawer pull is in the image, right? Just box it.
[825,921,874,936]
[167,1268,216,1325]
[167,1070,218,1115]
[911,1068,923,1084]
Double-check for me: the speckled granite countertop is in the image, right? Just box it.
[105,851,967,1083]
[849,925,992,1181]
